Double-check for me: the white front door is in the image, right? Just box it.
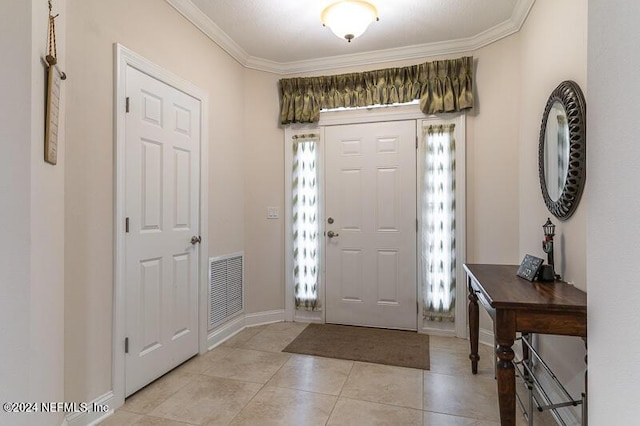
[124,65,200,396]
[325,121,417,330]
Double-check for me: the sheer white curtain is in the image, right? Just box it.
[292,134,320,310]
[421,124,456,322]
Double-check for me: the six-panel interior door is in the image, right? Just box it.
[324,121,417,330]
[124,65,200,396]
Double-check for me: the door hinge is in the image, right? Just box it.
[417,301,419,314]
[125,337,129,354]
[125,217,130,233]
[416,219,418,232]
[416,136,418,149]
[126,97,130,113]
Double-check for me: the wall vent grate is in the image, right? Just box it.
[208,253,244,330]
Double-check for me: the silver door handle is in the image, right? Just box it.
[190,236,201,245]
[327,230,339,238]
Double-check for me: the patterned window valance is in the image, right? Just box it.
[279,56,474,124]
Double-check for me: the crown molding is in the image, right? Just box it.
[165,0,249,64]
[165,0,535,75]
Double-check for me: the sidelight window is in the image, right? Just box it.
[291,134,320,311]
[421,124,456,322]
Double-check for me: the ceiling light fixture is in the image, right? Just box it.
[321,0,379,43]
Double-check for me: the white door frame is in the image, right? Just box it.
[284,105,467,338]
[112,44,209,408]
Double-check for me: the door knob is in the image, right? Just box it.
[190,236,202,245]
[327,230,339,238]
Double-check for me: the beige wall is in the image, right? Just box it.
[30,1,67,423]
[587,0,639,421]
[65,0,245,403]
[1,1,66,425]
[518,0,587,286]
[468,35,521,265]
[517,0,588,407]
[242,69,286,313]
[466,34,523,332]
[1,2,35,425]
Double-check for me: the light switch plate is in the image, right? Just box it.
[267,207,279,219]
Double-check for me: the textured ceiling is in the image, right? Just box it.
[174,0,533,72]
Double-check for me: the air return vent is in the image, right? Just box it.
[209,253,244,330]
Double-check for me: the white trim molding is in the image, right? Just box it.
[64,391,115,426]
[206,314,246,350]
[164,0,535,74]
[206,310,286,349]
[294,310,324,324]
[480,327,495,348]
[164,0,249,65]
[245,309,286,327]
[319,104,424,127]
[112,43,210,412]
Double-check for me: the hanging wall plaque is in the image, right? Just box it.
[44,0,65,165]
[45,64,62,165]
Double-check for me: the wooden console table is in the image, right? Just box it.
[464,264,587,426]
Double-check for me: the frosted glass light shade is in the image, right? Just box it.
[321,0,378,42]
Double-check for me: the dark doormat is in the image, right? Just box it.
[282,323,430,370]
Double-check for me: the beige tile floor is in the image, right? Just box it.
[101,322,558,426]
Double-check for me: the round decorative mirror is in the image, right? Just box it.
[538,81,586,220]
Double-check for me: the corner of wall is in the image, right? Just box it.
[515,1,588,422]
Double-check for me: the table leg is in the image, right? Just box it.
[468,277,480,374]
[496,310,516,426]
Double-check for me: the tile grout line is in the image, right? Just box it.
[122,363,201,417]
[422,368,425,411]
[223,381,266,426]
[223,324,313,425]
[123,323,509,425]
[338,359,356,399]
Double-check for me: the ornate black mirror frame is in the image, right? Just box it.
[538,80,586,220]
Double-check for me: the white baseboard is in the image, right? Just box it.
[479,327,495,347]
[245,309,285,327]
[421,327,456,337]
[294,309,323,323]
[206,314,246,350]
[420,318,456,337]
[419,324,494,348]
[206,309,286,349]
[64,391,115,426]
